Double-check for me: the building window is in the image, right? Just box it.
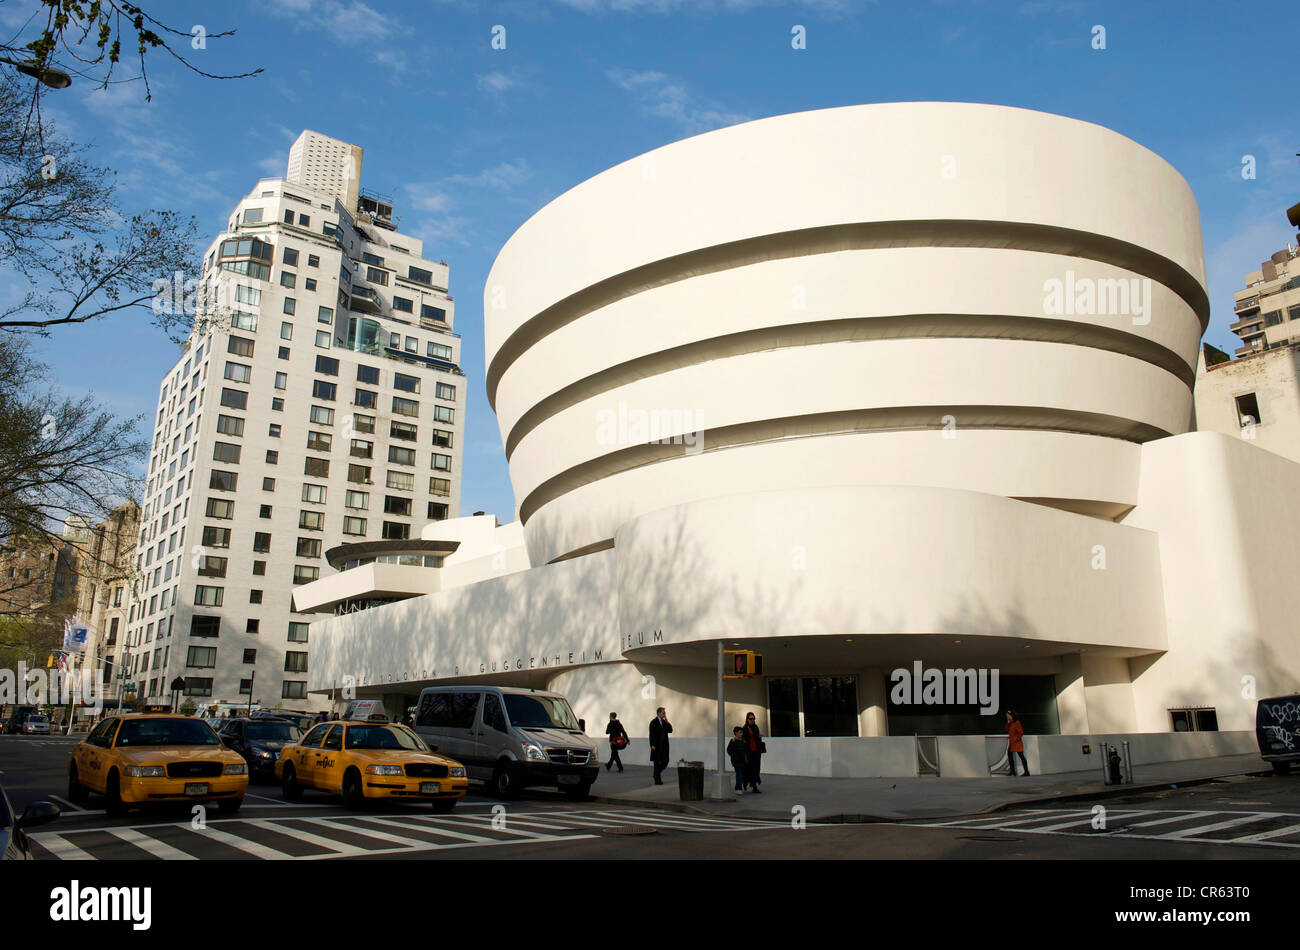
[243,208,263,224]
[430,477,450,496]
[389,446,416,466]
[1235,392,1261,428]
[342,516,366,536]
[249,589,263,604]
[243,648,257,663]
[283,297,296,315]
[306,431,332,452]
[190,615,220,638]
[271,397,284,411]
[354,389,377,409]
[347,464,372,484]
[409,267,433,286]
[197,554,227,577]
[292,566,319,585]
[428,502,449,520]
[390,421,417,441]
[350,439,373,458]
[428,342,453,361]
[393,296,413,313]
[299,510,325,531]
[220,388,247,410]
[304,457,330,479]
[366,266,388,286]
[228,336,255,357]
[296,537,321,558]
[307,254,319,268]
[216,414,244,436]
[186,646,217,668]
[433,405,455,424]
[345,490,369,509]
[301,483,327,504]
[282,681,307,700]
[202,526,231,548]
[305,278,317,292]
[259,504,272,518]
[288,622,309,642]
[280,271,296,289]
[209,470,238,492]
[353,413,375,434]
[318,306,333,324]
[252,560,266,575]
[309,405,334,425]
[432,429,453,448]
[393,373,420,394]
[392,397,418,418]
[431,453,452,471]
[268,425,281,439]
[382,521,410,540]
[766,676,860,738]
[274,372,287,390]
[316,330,330,348]
[311,380,337,401]
[212,442,241,463]
[253,532,271,553]
[315,355,339,376]
[283,247,299,266]
[384,495,412,516]
[194,585,223,607]
[386,470,414,491]
[205,498,234,520]
[1170,708,1219,732]
[185,678,214,697]
[285,651,309,673]
[281,322,293,340]
[421,304,446,322]
[238,679,253,695]
[356,364,380,384]
[265,450,279,465]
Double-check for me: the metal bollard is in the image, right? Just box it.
[1121,740,1133,784]
[1100,742,1112,786]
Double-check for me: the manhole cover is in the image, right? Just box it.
[600,825,659,836]
[958,835,1022,842]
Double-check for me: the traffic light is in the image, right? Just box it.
[723,650,764,678]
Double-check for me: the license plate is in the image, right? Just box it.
[185,783,209,796]
[420,782,440,795]
[557,774,580,785]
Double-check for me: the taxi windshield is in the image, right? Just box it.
[344,724,429,751]
[116,718,221,747]
[503,694,580,731]
[245,721,302,742]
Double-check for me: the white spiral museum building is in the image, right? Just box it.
[301,104,1300,777]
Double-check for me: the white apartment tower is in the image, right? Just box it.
[123,132,466,711]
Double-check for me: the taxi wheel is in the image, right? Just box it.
[341,769,366,810]
[104,771,127,818]
[431,798,457,814]
[492,764,519,800]
[281,764,303,801]
[67,765,90,805]
[564,781,593,801]
[217,796,243,814]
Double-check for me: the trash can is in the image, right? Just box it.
[677,760,705,801]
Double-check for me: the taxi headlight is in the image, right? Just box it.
[254,749,273,758]
[223,762,247,775]
[449,767,466,778]
[124,765,165,777]
[524,743,547,762]
[365,764,403,775]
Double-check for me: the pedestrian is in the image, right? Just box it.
[605,712,629,772]
[1005,710,1029,776]
[741,712,764,793]
[648,706,672,785]
[727,727,748,793]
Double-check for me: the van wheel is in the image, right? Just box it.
[342,768,366,809]
[104,771,127,818]
[431,798,457,814]
[1273,762,1292,775]
[281,764,303,801]
[67,765,90,805]
[564,781,593,801]
[492,764,519,800]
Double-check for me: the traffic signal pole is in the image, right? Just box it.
[716,640,725,800]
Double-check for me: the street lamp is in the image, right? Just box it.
[0,56,72,89]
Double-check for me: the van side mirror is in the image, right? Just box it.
[17,801,60,830]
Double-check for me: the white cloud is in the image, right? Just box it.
[607,68,749,134]
[271,0,398,46]
[477,71,517,93]
[557,0,853,12]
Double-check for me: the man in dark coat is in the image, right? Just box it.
[648,707,672,785]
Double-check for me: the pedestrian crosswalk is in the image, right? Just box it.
[27,807,781,860]
[903,807,1300,850]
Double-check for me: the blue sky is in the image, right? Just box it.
[5,0,1298,522]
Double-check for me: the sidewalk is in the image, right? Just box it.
[585,753,1267,822]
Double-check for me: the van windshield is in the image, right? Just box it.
[503,694,580,731]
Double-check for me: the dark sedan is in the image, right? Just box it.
[1,781,59,860]
[216,717,304,781]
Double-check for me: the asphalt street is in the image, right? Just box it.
[4,735,1297,860]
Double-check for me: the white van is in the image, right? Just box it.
[413,686,599,799]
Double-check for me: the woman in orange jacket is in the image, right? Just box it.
[1005,710,1029,776]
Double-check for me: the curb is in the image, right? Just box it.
[587,766,1268,824]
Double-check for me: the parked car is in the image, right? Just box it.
[0,780,60,860]
[412,685,599,800]
[22,715,50,735]
[3,706,38,735]
[67,714,249,816]
[276,720,468,812]
[250,710,316,732]
[1257,694,1300,774]
[216,717,303,782]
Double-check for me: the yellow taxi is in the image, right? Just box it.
[67,714,249,816]
[276,720,468,812]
